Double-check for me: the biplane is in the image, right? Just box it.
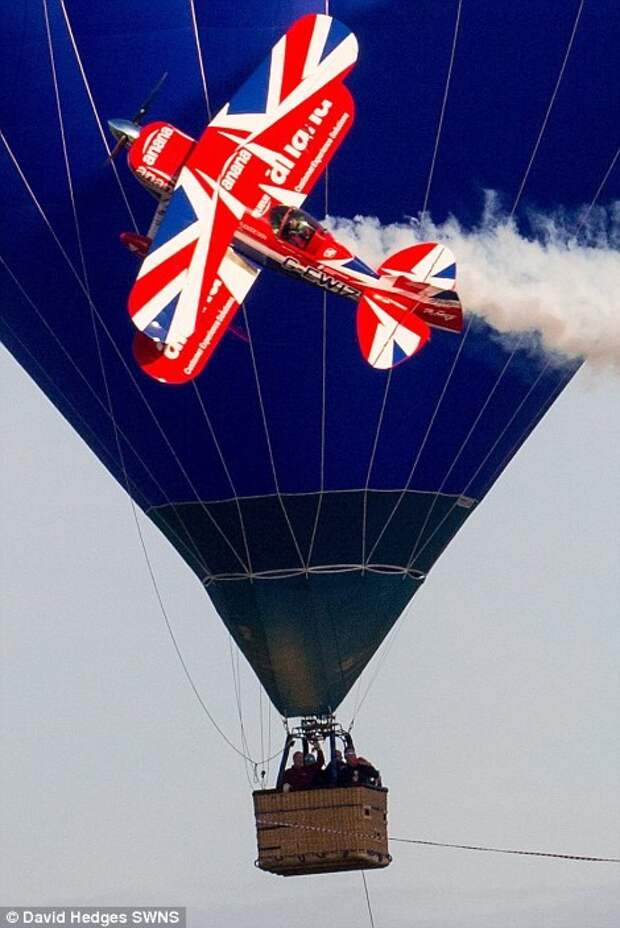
[109,14,462,383]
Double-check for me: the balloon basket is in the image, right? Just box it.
[253,785,391,876]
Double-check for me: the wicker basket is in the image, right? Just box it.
[253,786,391,876]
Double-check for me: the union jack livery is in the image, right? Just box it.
[108,14,463,383]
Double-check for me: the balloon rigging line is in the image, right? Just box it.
[37,13,269,766]
[139,518,267,765]
[510,0,585,218]
[49,7,241,578]
[409,0,585,571]
[389,835,620,863]
[191,383,255,575]
[229,637,255,787]
[361,371,393,567]
[406,336,524,571]
[0,260,162,515]
[46,0,198,573]
[242,304,307,569]
[58,0,139,233]
[329,0,462,572]
[365,317,473,565]
[185,0,254,574]
[304,180,330,568]
[369,10,590,573]
[44,5,174,687]
[349,602,412,727]
[409,360,556,568]
[43,0,89,292]
[360,871,376,928]
[46,9,249,574]
[187,30,287,751]
[477,365,574,504]
[421,0,463,215]
[0,129,254,579]
[576,144,620,237]
[0,277,211,583]
[188,0,213,120]
[304,289,329,568]
[0,172,210,578]
[259,681,265,776]
[0,317,153,513]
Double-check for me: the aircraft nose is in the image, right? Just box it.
[107,118,141,146]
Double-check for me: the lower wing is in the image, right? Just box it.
[132,249,260,384]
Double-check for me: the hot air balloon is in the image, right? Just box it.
[2,0,614,882]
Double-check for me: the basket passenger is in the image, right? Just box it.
[282,743,325,791]
[341,748,381,787]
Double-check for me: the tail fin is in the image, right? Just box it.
[377,241,463,334]
[356,291,430,370]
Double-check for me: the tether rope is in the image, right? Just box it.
[257,818,620,863]
[361,871,376,928]
[390,836,620,863]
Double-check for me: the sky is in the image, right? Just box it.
[2,1,620,925]
[2,341,619,926]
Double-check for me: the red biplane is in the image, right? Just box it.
[109,14,462,383]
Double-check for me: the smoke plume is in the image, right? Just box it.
[326,195,620,368]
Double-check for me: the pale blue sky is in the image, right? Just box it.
[2,351,619,926]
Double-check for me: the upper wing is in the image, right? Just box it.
[127,14,358,382]
[203,13,358,212]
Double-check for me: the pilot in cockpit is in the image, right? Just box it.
[270,206,319,251]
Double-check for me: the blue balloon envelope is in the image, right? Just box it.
[4,1,614,715]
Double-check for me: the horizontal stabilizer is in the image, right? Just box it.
[414,288,463,333]
[378,241,457,291]
[356,291,430,370]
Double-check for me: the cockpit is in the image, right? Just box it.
[269,206,323,251]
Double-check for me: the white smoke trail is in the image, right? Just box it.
[326,195,620,368]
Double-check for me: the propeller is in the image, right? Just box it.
[106,71,168,162]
